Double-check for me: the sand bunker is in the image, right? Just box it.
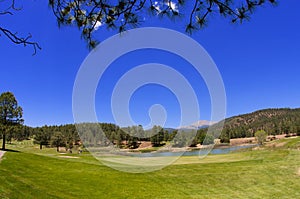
[58,155,79,159]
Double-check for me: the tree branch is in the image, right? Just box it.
[49,0,277,48]
[0,27,41,55]
[0,0,40,55]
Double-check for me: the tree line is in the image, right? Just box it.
[0,123,217,151]
[0,91,214,152]
[2,115,300,151]
[1,91,299,151]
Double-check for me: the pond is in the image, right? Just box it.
[130,144,257,157]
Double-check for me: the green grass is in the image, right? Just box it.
[0,138,300,198]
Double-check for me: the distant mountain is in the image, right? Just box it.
[163,128,177,133]
[178,120,217,130]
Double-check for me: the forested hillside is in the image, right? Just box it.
[218,108,300,142]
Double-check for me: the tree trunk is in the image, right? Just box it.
[40,143,42,150]
[2,133,5,150]
[57,146,59,152]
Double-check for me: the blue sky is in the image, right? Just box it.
[1,0,300,127]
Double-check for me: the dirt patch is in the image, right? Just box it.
[297,168,300,176]
[252,146,264,150]
[275,142,286,147]
[230,134,290,146]
[230,137,256,146]
[58,156,79,159]
[275,134,288,139]
[266,140,288,148]
[138,141,152,149]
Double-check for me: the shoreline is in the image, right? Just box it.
[118,142,258,154]
[119,134,295,154]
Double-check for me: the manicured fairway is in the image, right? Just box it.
[0,138,300,198]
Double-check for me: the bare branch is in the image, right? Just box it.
[0,11,13,15]
[0,27,41,55]
[0,0,40,54]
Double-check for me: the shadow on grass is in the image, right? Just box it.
[1,149,20,153]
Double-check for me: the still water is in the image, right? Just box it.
[130,144,256,157]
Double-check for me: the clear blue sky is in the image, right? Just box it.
[1,0,299,127]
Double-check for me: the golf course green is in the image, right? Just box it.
[1,137,300,198]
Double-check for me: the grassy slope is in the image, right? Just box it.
[0,138,300,199]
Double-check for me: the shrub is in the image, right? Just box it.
[255,130,267,145]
